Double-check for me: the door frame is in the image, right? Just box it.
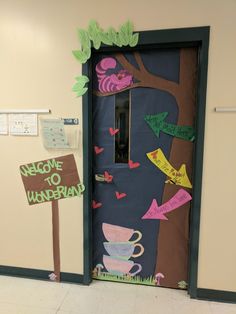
[82,26,210,298]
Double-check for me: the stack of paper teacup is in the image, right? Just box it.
[102,223,144,277]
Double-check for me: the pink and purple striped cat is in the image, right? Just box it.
[96,57,133,93]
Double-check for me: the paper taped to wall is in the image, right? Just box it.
[9,114,38,136]
[0,114,8,135]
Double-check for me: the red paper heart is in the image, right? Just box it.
[94,146,104,155]
[128,160,140,169]
[92,200,102,209]
[109,128,119,136]
[104,171,113,183]
[115,191,127,200]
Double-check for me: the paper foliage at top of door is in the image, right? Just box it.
[72,20,139,97]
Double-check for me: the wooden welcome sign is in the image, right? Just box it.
[20,154,85,282]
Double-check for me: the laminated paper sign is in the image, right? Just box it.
[41,119,69,149]
[20,154,84,205]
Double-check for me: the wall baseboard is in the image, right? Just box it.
[196,288,236,304]
[2,266,236,304]
[0,265,84,284]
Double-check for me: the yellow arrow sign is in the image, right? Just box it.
[146,148,192,188]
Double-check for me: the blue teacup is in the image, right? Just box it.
[103,241,144,260]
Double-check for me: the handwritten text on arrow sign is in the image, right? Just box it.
[145,112,195,142]
[142,189,192,220]
[147,148,192,189]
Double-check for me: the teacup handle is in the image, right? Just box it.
[129,263,142,277]
[132,243,144,258]
[130,230,142,243]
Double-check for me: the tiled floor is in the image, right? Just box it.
[0,276,235,314]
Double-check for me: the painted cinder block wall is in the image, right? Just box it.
[0,0,236,291]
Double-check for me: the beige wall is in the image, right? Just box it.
[0,0,236,291]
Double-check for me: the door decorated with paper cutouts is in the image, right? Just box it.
[92,47,197,289]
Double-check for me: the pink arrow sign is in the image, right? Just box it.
[142,189,192,220]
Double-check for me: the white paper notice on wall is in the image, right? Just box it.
[9,114,38,136]
[0,114,8,135]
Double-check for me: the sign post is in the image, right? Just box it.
[52,199,60,282]
[20,154,85,281]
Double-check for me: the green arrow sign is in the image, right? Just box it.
[144,112,195,142]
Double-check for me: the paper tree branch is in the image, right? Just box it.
[134,52,149,74]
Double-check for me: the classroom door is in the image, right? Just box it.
[92,47,198,289]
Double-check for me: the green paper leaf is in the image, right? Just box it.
[72,50,88,64]
[125,20,133,36]
[78,29,91,49]
[129,33,139,47]
[83,47,91,59]
[114,33,123,47]
[88,20,100,39]
[119,24,129,46]
[100,32,113,45]
[92,37,101,49]
[88,20,103,49]
[75,75,89,88]
[72,80,88,96]
[76,87,88,97]
[73,74,89,97]
[119,31,128,46]
[107,27,117,43]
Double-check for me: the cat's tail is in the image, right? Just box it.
[96,57,117,80]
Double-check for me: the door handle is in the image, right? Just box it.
[95,173,113,183]
[95,174,106,182]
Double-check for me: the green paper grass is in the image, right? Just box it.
[93,271,156,286]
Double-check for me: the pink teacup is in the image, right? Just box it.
[102,223,142,243]
[103,255,142,277]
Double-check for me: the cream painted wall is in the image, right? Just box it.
[0,0,236,291]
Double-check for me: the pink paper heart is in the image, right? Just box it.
[92,200,102,209]
[109,128,119,136]
[94,146,104,155]
[104,171,113,183]
[128,160,140,169]
[115,191,127,200]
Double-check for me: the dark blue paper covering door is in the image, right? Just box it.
[92,49,189,286]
